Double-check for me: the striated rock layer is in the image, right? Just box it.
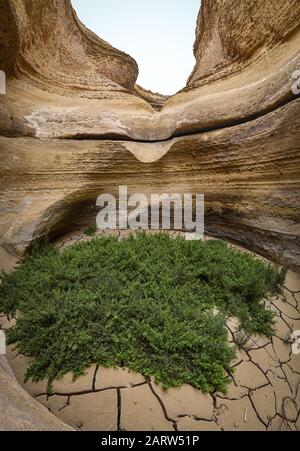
[187,0,300,89]
[0,0,300,272]
[0,355,73,431]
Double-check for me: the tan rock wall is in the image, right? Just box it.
[0,355,73,430]
[0,0,299,271]
[187,0,300,89]
[1,0,138,94]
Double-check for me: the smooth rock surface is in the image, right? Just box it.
[0,355,73,431]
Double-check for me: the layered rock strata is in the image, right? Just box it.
[0,354,73,431]
[0,0,300,271]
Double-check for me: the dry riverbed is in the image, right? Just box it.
[1,230,300,431]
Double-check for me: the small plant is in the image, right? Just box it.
[0,232,285,393]
[234,332,250,349]
[84,225,97,237]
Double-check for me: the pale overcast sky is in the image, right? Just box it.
[72,0,201,95]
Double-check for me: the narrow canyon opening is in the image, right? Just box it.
[71,0,200,95]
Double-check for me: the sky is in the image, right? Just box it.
[71,0,201,95]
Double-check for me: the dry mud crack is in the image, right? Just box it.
[1,231,300,432]
[1,0,300,432]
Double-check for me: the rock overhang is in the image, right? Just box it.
[0,0,299,271]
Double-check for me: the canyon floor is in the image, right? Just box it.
[1,230,300,432]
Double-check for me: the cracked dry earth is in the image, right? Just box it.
[1,231,300,432]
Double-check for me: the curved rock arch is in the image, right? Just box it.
[0,0,300,271]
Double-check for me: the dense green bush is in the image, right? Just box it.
[0,233,285,393]
[84,225,97,237]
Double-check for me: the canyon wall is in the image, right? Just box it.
[187,0,300,88]
[0,355,73,430]
[0,0,300,272]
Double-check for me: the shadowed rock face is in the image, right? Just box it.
[0,0,300,270]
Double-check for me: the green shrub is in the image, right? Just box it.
[84,225,97,237]
[0,233,285,393]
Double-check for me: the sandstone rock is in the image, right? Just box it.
[0,0,300,432]
[0,355,73,431]
[1,98,299,268]
[0,0,299,271]
[6,345,48,397]
[0,0,138,95]
[38,391,118,431]
[187,0,300,89]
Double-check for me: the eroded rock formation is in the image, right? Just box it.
[0,355,73,430]
[0,0,300,272]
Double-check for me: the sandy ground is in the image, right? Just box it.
[1,229,300,431]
